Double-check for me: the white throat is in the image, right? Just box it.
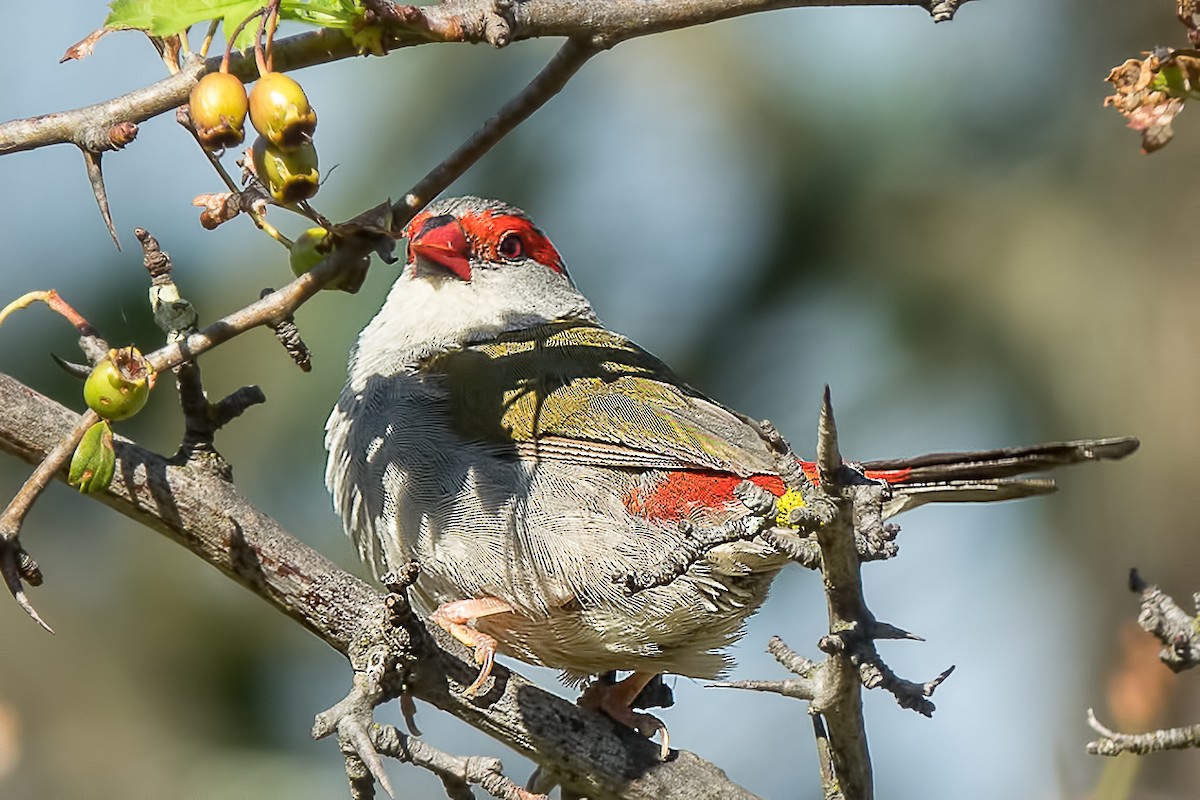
[349,265,597,386]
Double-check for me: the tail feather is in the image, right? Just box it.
[883,478,1056,518]
[860,437,1139,484]
[823,437,1137,518]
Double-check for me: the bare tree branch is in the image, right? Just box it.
[0,0,966,157]
[0,370,758,800]
[805,390,873,800]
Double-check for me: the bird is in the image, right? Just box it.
[324,195,1137,752]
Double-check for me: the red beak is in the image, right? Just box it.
[408,218,472,281]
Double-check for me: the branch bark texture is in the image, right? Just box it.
[0,0,963,156]
[0,371,758,800]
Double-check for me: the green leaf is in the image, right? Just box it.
[68,420,116,494]
[106,0,259,36]
[282,0,362,30]
[105,0,362,40]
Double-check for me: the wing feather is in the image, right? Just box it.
[424,322,778,475]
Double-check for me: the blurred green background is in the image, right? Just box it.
[1,1,1197,798]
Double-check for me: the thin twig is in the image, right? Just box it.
[0,407,100,632]
[143,38,602,375]
[0,409,100,544]
[226,7,268,73]
[394,36,602,222]
[372,725,548,800]
[0,0,965,156]
[1087,709,1200,756]
[1128,569,1200,671]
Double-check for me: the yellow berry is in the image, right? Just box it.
[252,136,319,204]
[249,72,317,149]
[189,72,249,151]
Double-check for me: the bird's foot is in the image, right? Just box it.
[431,597,514,696]
[579,671,671,760]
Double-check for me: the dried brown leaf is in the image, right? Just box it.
[60,28,113,63]
[1180,0,1200,46]
[1104,50,1200,153]
[193,192,242,230]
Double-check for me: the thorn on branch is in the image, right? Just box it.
[49,354,92,380]
[816,386,841,487]
[81,150,120,250]
[710,675,819,702]
[0,540,53,633]
[871,621,923,642]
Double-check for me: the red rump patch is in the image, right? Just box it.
[623,470,786,524]
[625,463,919,523]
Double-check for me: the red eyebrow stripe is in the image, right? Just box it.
[472,212,566,274]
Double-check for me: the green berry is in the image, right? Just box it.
[190,72,249,151]
[290,227,334,277]
[249,72,317,149]
[69,420,116,494]
[252,136,320,204]
[83,347,151,422]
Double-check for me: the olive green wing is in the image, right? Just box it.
[423,322,779,476]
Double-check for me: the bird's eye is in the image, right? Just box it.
[497,232,524,260]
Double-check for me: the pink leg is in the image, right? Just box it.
[431,597,514,695]
[579,671,670,759]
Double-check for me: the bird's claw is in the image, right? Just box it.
[431,597,513,696]
[630,711,670,760]
[464,638,497,696]
[579,673,672,760]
